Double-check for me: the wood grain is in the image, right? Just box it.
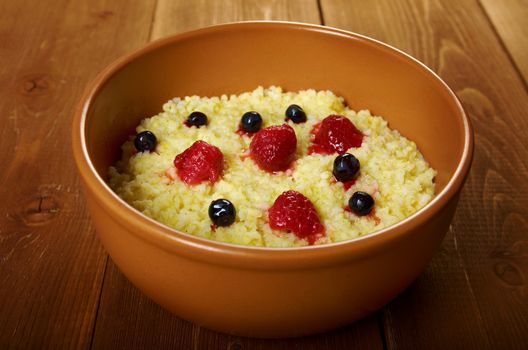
[0,0,156,348]
[479,0,528,83]
[321,0,528,348]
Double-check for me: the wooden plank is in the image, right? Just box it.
[321,0,528,349]
[150,0,321,40]
[480,0,528,82]
[0,0,156,348]
[196,314,383,350]
[90,1,384,348]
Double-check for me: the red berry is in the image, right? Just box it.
[309,115,363,154]
[268,190,325,244]
[250,124,297,172]
[173,140,223,185]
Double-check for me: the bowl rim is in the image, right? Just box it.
[72,21,473,269]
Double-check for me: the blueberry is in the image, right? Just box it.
[285,104,307,123]
[348,191,374,216]
[134,131,157,152]
[333,153,360,182]
[240,111,263,133]
[186,111,208,127]
[208,199,236,226]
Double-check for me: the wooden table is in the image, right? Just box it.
[1,0,527,348]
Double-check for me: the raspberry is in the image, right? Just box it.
[309,115,363,154]
[249,124,297,172]
[268,190,325,244]
[173,140,223,185]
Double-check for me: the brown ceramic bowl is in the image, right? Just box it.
[72,22,472,338]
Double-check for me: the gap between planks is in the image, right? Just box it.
[148,0,160,41]
[88,255,109,350]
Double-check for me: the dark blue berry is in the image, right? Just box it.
[186,111,208,127]
[285,104,307,123]
[333,153,360,182]
[208,199,236,226]
[349,192,374,216]
[134,131,157,152]
[240,111,263,133]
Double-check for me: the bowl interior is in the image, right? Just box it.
[84,23,466,197]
